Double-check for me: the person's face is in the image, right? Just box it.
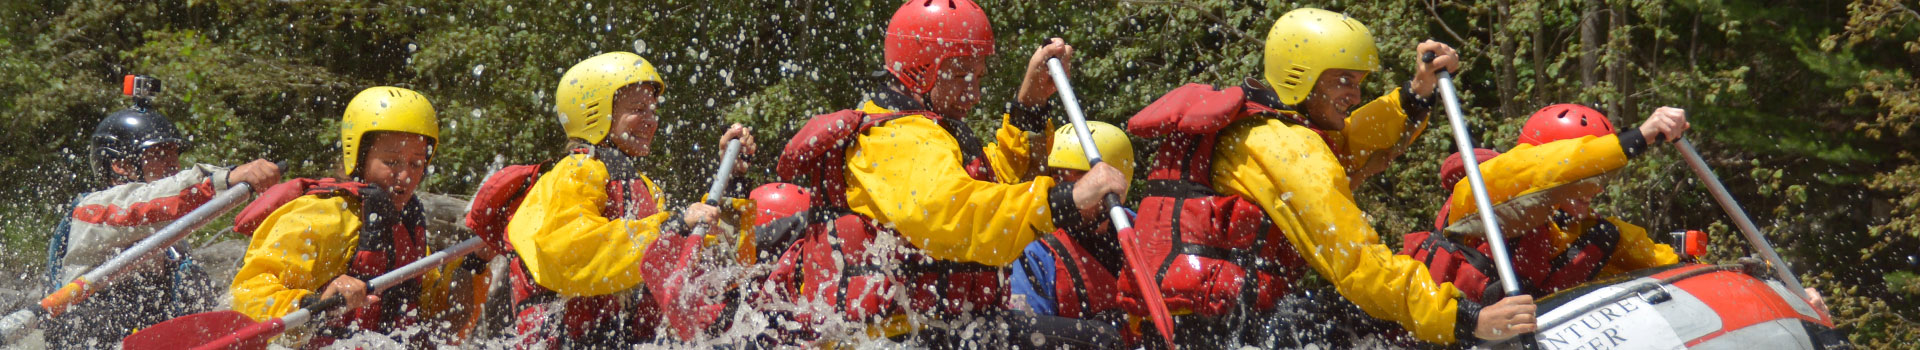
[360,132,433,205]
[114,143,181,183]
[927,55,987,117]
[607,84,661,157]
[1301,69,1367,130]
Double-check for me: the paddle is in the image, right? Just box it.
[1042,45,1179,349]
[1673,138,1808,299]
[0,182,255,346]
[1427,51,1536,346]
[121,237,487,350]
[646,138,744,340]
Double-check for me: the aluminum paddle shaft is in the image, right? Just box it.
[691,139,744,239]
[2,182,254,345]
[1044,59,1130,228]
[1046,56,1177,349]
[1675,138,1807,299]
[1434,70,1524,297]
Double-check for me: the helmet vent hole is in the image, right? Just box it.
[1580,116,1589,126]
[1557,110,1571,119]
[1283,65,1309,87]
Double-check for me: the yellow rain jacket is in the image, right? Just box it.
[230,195,452,324]
[1210,87,1479,344]
[1442,134,1678,277]
[843,100,1056,267]
[505,153,673,296]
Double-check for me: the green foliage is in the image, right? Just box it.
[1,0,1916,345]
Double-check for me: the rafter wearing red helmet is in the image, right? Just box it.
[764,0,1129,345]
[1411,104,1717,307]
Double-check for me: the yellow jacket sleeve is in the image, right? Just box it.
[230,196,362,322]
[1211,118,1469,344]
[1331,88,1430,183]
[506,154,673,296]
[844,115,1061,266]
[985,113,1052,183]
[1445,134,1629,224]
[1595,217,1680,276]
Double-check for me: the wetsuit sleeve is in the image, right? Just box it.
[1445,134,1631,224]
[1597,218,1681,276]
[230,196,360,322]
[505,154,673,296]
[1335,87,1432,183]
[63,164,232,275]
[1211,118,1473,344]
[844,116,1063,266]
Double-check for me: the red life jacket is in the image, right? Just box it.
[768,107,1004,330]
[233,179,431,347]
[1028,228,1127,321]
[749,208,909,341]
[462,152,664,348]
[464,163,550,256]
[1401,210,1621,304]
[1119,83,1310,318]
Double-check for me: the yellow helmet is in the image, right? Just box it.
[1048,121,1135,181]
[555,52,665,145]
[1263,8,1382,105]
[341,86,440,176]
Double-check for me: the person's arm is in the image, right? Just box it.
[987,103,1055,182]
[1336,86,1433,184]
[1212,119,1477,344]
[1595,218,1680,276]
[229,196,359,322]
[845,116,1070,266]
[62,164,230,275]
[505,154,675,296]
[1443,133,1643,225]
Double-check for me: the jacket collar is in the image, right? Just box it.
[1241,77,1313,127]
[863,71,932,113]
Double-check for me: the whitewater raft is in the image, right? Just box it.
[1489,263,1848,350]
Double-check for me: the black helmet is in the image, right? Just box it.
[90,107,190,181]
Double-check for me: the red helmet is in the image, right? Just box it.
[1439,148,1502,192]
[1518,104,1616,146]
[750,183,813,227]
[884,0,995,94]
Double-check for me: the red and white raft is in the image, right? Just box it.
[1492,263,1849,350]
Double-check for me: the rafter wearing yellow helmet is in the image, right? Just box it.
[232,86,463,347]
[495,51,758,346]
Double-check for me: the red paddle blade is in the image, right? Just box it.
[121,311,257,350]
[188,318,286,350]
[1117,228,1178,349]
